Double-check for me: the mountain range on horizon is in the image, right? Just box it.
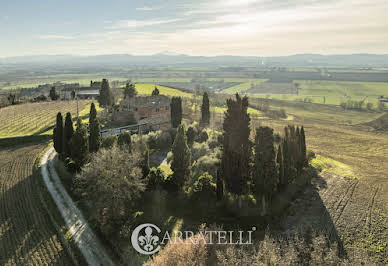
[1,52,388,67]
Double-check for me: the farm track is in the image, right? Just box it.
[41,148,114,266]
[0,144,71,265]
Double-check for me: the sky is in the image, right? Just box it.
[0,0,388,57]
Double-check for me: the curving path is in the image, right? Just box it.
[41,147,114,266]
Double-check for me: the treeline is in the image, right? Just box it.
[340,100,385,111]
[220,94,307,213]
[145,93,307,215]
[52,103,101,171]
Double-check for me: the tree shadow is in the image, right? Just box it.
[275,168,347,258]
[0,134,50,149]
[0,166,71,264]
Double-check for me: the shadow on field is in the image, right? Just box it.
[278,170,347,258]
[0,135,50,149]
[0,151,70,264]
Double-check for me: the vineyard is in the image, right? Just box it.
[0,100,94,138]
[0,143,71,265]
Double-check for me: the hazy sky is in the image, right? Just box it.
[1,0,388,57]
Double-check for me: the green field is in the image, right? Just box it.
[296,80,388,96]
[135,83,193,98]
[222,79,268,94]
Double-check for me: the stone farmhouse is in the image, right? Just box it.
[113,95,171,129]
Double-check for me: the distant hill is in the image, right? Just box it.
[1,53,388,67]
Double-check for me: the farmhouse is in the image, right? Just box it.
[61,87,100,100]
[113,95,171,129]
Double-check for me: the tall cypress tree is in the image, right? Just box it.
[253,126,278,213]
[201,92,210,125]
[221,94,251,195]
[277,145,284,191]
[89,103,101,153]
[70,119,89,171]
[171,125,191,189]
[170,97,182,128]
[301,126,307,166]
[63,112,74,157]
[98,79,114,107]
[281,137,291,187]
[216,168,223,201]
[53,127,57,152]
[54,112,64,154]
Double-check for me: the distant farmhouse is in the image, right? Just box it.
[61,80,100,100]
[113,95,171,129]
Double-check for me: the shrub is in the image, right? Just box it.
[207,130,221,149]
[192,153,220,180]
[101,135,117,149]
[192,142,210,161]
[145,130,173,150]
[147,167,165,191]
[192,173,216,198]
[157,131,173,150]
[117,131,131,149]
[198,130,209,143]
[186,126,197,144]
[307,150,316,162]
[167,127,177,142]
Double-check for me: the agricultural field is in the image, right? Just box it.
[0,100,96,138]
[135,83,193,98]
[246,79,388,107]
[0,73,128,90]
[249,103,388,263]
[296,80,388,97]
[221,79,268,94]
[0,142,71,265]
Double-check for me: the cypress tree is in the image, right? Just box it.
[201,92,210,125]
[171,125,191,189]
[253,126,278,213]
[54,112,64,154]
[70,119,89,171]
[221,94,251,195]
[124,82,137,99]
[98,79,114,107]
[53,127,57,152]
[216,168,223,201]
[63,112,74,157]
[142,148,150,177]
[282,137,291,186]
[170,97,182,128]
[301,126,307,166]
[89,103,101,153]
[277,145,284,191]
